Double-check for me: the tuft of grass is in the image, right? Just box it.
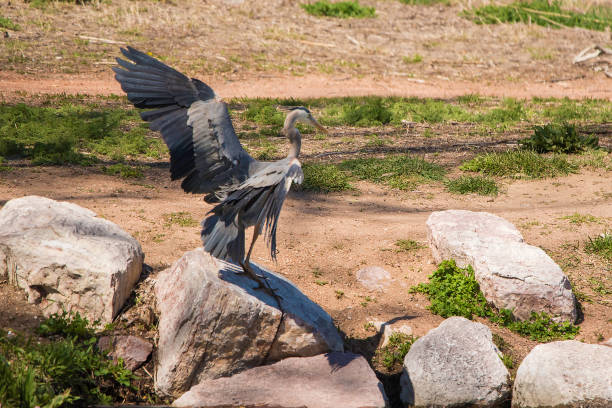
[0,16,20,31]
[445,175,499,196]
[102,163,143,179]
[585,233,612,261]
[411,260,580,341]
[520,123,599,153]
[402,54,423,64]
[460,150,578,179]
[560,213,600,225]
[0,311,136,407]
[0,102,165,165]
[163,212,198,228]
[300,163,353,192]
[395,239,425,252]
[399,0,449,4]
[500,354,514,369]
[463,0,612,32]
[376,333,418,370]
[339,155,445,190]
[302,1,376,18]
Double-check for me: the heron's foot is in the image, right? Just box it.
[240,261,283,302]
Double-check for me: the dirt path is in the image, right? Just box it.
[2,71,611,100]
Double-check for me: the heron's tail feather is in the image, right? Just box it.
[202,215,245,264]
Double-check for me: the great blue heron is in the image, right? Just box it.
[113,47,326,294]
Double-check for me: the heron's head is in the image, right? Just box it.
[289,107,327,134]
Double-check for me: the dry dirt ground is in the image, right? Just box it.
[1,0,611,405]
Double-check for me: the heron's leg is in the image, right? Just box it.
[240,227,282,301]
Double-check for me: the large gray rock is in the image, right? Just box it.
[513,341,612,408]
[0,196,143,323]
[154,248,344,396]
[400,316,511,407]
[173,352,387,408]
[427,210,577,322]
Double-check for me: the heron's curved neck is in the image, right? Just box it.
[283,111,302,159]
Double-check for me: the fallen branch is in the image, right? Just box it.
[78,35,125,45]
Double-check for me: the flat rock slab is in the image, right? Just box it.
[0,196,143,323]
[154,248,344,397]
[427,210,577,322]
[513,340,612,408]
[173,352,387,408]
[98,335,153,371]
[356,266,393,292]
[400,316,511,407]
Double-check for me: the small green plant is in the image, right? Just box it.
[314,280,329,286]
[0,16,20,31]
[500,354,514,369]
[460,150,578,179]
[585,233,612,261]
[490,309,580,342]
[376,333,418,370]
[163,212,198,227]
[103,163,143,179]
[335,289,345,299]
[395,239,425,252]
[0,311,136,407]
[410,260,491,319]
[412,260,580,341]
[339,155,445,190]
[445,175,499,195]
[402,54,423,64]
[463,0,612,32]
[520,123,599,153]
[300,163,352,192]
[302,1,376,18]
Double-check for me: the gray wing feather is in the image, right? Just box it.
[113,46,253,201]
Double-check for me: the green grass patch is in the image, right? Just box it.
[102,163,143,179]
[464,0,612,31]
[0,102,165,165]
[395,239,425,252]
[410,260,580,341]
[0,16,20,31]
[402,54,423,64]
[0,311,135,407]
[560,213,600,225]
[460,150,578,179]
[302,0,376,18]
[445,175,499,195]
[376,333,418,370]
[520,123,599,153]
[338,155,445,190]
[585,233,612,261]
[163,211,198,227]
[300,163,353,192]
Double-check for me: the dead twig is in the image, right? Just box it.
[78,35,125,45]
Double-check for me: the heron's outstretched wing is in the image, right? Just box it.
[113,46,253,202]
[203,159,303,262]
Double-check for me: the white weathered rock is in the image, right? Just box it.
[0,196,143,323]
[381,324,413,348]
[98,335,153,371]
[427,210,577,322]
[513,340,612,408]
[173,352,387,408]
[356,266,393,292]
[154,248,344,397]
[400,317,511,407]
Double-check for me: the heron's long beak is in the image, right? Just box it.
[310,117,328,134]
